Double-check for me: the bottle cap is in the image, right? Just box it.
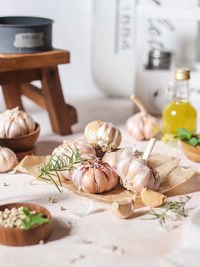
[175,68,190,80]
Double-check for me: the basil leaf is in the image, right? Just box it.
[22,207,30,216]
[189,137,198,147]
[178,128,191,140]
[21,208,49,230]
[190,129,196,135]
[21,219,31,230]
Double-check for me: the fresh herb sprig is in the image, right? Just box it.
[144,196,191,226]
[36,147,88,192]
[21,207,49,230]
[178,128,200,147]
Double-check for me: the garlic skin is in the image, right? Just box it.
[0,107,35,138]
[126,112,160,141]
[0,146,18,172]
[52,138,97,180]
[103,146,160,193]
[118,157,160,193]
[84,121,122,152]
[71,160,119,194]
[102,147,140,170]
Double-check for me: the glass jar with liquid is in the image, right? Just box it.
[162,68,197,143]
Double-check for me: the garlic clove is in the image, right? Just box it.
[140,188,166,207]
[112,200,135,219]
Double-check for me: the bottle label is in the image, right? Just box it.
[13,32,44,48]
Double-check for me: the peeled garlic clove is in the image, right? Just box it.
[140,188,166,207]
[0,107,35,138]
[112,200,135,219]
[84,120,122,152]
[0,146,18,172]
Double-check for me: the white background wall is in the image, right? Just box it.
[0,0,102,101]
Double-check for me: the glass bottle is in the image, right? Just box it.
[162,68,197,143]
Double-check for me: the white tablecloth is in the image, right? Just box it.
[0,97,200,267]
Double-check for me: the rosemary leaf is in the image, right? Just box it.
[36,146,88,192]
[144,195,191,226]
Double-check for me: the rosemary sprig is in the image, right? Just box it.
[144,195,192,226]
[36,147,88,192]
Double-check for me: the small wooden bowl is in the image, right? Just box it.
[0,122,40,152]
[180,140,200,163]
[0,202,52,246]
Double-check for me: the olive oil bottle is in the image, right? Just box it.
[162,68,197,143]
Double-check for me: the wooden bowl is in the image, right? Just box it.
[180,140,200,163]
[0,122,40,152]
[0,202,52,246]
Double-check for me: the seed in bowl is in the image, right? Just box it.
[0,206,49,230]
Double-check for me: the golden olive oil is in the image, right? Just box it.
[162,100,197,143]
[162,68,197,143]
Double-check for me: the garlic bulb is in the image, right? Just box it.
[71,160,118,193]
[103,147,141,170]
[103,139,160,193]
[126,95,160,140]
[52,138,97,180]
[118,157,160,193]
[119,139,160,193]
[0,146,18,172]
[84,120,122,152]
[0,107,35,138]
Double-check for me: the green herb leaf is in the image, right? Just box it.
[21,207,49,230]
[178,128,191,140]
[36,147,89,192]
[144,196,191,227]
[189,137,198,147]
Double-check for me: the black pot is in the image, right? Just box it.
[0,16,53,54]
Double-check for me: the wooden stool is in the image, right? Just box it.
[0,49,77,135]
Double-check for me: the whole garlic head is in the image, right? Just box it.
[118,156,160,193]
[0,107,35,138]
[84,120,122,152]
[0,146,18,172]
[52,138,97,180]
[126,112,160,141]
[103,140,160,194]
[52,138,96,162]
[71,160,119,194]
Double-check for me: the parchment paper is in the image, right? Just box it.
[15,154,196,206]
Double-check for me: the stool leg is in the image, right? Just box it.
[41,67,72,135]
[2,84,24,110]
